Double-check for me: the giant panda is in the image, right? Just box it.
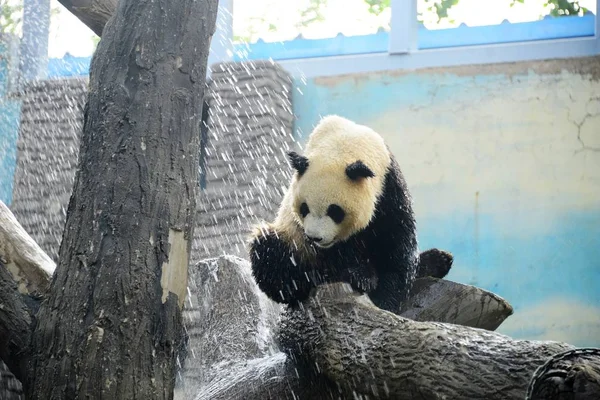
[249,115,442,313]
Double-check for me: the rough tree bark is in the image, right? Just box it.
[278,283,575,400]
[24,0,218,397]
[56,0,116,36]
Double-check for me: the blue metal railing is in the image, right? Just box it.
[47,13,596,77]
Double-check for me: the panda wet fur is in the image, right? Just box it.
[249,115,419,313]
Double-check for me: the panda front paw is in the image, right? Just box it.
[249,224,314,305]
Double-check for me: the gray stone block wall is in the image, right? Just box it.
[10,78,88,262]
[10,62,296,264]
[192,61,296,263]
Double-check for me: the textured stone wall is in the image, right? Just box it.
[10,78,88,262]
[9,62,295,264]
[192,61,295,263]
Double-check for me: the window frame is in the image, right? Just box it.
[247,0,600,78]
[44,0,600,79]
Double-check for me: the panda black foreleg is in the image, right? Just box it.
[249,227,324,305]
[369,253,418,314]
[324,240,379,294]
[341,264,379,293]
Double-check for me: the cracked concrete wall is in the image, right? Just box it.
[293,55,600,348]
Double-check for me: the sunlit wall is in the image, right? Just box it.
[293,56,600,347]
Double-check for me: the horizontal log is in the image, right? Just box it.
[278,282,574,400]
[177,256,541,399]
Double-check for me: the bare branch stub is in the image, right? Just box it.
[400,277,513,331]
[0,200,54,295]
[56,0,116,36]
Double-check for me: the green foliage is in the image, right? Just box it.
[422,0,460,22]
[511,0,586,16]
[235,0,588,44]
[1,0,60,35]
[0,0,23,34]
[91,34,100,50]
[297,0,328,28]
[234,15,277,43]
[362,0,587,21]
[364,0,390,16]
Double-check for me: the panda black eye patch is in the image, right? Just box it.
[327,204,345,224]
[299,202,310,217]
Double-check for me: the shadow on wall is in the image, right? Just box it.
[292,56,600,347]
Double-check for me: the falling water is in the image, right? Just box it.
[1,0,311,398]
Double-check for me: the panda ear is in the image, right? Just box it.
[287,151,309,176]
[346,160,375,181]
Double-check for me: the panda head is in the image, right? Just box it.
[287,115,391,249]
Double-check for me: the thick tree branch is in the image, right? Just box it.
[56,0,116,36]
[0,200,54,295]
[278,282,574,400]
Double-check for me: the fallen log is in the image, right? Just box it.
[2,245,596,399]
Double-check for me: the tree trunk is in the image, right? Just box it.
[25,0,218,397]
[56,0,116,36]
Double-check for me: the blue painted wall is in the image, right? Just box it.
[0,38,21,205]
[293,60,600,347]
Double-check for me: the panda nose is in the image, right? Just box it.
[306,235,323,243]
